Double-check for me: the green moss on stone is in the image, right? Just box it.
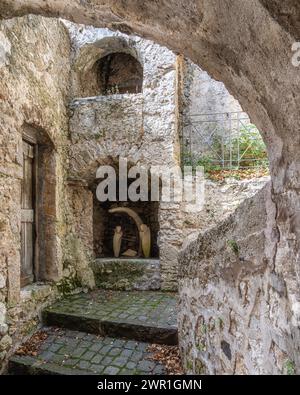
[227,239,239,255]
[194,358,205,374]
[186,360,193,371]
[283,360,295,375]
[22,320,38,337]
[56,275,81,296]
[196,342,206,352]
[93,260,145,291]
[218,317,224,330]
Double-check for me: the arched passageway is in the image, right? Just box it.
[1,0,300,375]
[1,1,300,162]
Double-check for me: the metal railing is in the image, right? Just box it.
[182,111,268,169]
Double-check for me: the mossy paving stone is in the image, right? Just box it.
[42,290,178,345]
[9,328,168,375]
[9,291,179,375]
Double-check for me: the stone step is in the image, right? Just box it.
[9,328,167,375]
[42,290,178,345]
[92,258,160,291]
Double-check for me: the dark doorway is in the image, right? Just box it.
[97,52,143,95]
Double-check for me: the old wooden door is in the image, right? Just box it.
[21,140,36,287]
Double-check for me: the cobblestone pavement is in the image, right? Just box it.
[10,291,179,375]
[45,290,177,329]
[11,327,167,375]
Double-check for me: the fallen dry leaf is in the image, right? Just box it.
[207,167,269,182]
[147,344,183,375]
[15,331,48,357]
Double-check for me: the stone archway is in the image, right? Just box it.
[2,0,300,374]
[1,2,299,155]
[108,206,144,257]
[2,4,300,220]
[109,207,144,230]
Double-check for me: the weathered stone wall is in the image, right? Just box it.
[178,54,275,374]
[69,94,145,180]
[179,58,256,163]
[67,24,183,290]
[182,59,242,117]
[92,258,160,291]
[0,15,81,372]
[183,176,269,244]
[64,181,96,291]
[179,183,299,374]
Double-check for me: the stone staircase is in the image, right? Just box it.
[8,290,178,375]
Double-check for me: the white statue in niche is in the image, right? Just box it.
[113,225,123,258]
[139,224,151,258]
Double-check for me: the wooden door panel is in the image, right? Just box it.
[21,222,34,287]
[21,140,35,287]
[22,141,34,208]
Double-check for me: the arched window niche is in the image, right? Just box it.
[74,37,143,97]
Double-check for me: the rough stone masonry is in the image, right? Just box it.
[0,15,185,371]
[1,0,300,375]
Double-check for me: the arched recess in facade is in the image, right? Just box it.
[87,157,160,260]
[73,36,143,97]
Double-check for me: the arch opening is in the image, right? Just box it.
[96,52,143,95]
[88,159,160,260]
[92,176,159,260]
[73,36,143,98]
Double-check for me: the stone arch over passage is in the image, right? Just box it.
[3,0,300,374]
[2,1,299,134]
[73,36,143,97]
[5,2,300,180]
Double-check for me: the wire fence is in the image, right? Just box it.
[182,111,268,170]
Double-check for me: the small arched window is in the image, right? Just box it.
[96,52,143,95]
